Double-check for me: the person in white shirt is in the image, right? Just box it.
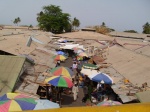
[72,82,79,101]
[72,62,78,75]
[72,62,77,69]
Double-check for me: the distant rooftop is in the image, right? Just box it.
[109,31,147,40]
[81,28,96,32]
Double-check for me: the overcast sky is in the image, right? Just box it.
[0,0,150,33]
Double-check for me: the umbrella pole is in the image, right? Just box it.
[59,87,62,107]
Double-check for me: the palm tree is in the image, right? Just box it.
[13,18,18,26]
[143,22,150,34]
[17,17,21,26]
[13,17,21,26]
[72,17,80,31]
[101,22,106,27]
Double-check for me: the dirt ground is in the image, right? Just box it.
[60,57,88,107]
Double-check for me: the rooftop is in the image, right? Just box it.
[0,55,26,96]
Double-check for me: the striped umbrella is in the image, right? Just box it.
[50,67,73,78]
[0,93,37,112]
[53,55,67,61]
[45,76,73,88]
[78,52,88,57]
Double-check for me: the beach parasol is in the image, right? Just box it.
[0,93,37,112]
[34,99,60,110]
[83,63,98,69]
[97,100,122,106]
[45,76,73,88]
[57,51,65,55]
[88,72,113,84]
[49,66,73,78]
[78,52,88,57]
[77,56,83,60]
[53,55,67,61]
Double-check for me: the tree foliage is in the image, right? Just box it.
[124,30,138,33]
[87,22,115,34]
[143,22,150,34]
[72,17,80,31]
[37,5,72,33]
[13,17,21,26]
[101,22,106,27]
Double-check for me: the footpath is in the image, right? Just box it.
[60,57,86,107]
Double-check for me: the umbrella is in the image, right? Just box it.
[34,99,60,110]
[77,56,83,60]
[97,100,122,106]
[57,51,65,55]
[78,52,88,57]
[83,63,98,69]
[0,93,37,112]
[53,55,67,61]
[45,76,73,88]
[58,38,67,42]
[49,66,73,78]
[88,72,113,84]
[80,68,99,76]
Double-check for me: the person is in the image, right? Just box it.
[72,62,78,75]
[87,81,93,103]
[82,84,88,103]
[72,62,77,69]
[48,86,53,101]
[75,73,79,83]
[72,82,79,101]
[57,60,60,65]
[97,82,102,92]
[55,60,60,67]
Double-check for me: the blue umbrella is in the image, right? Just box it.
[88,72,113,84]
[34,99,60,110]
[57,51,65,55]
[63,40,68,43]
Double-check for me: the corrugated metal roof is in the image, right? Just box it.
[0,55,25,96]
[106,45,150,87]
[135,45,150,57]
[109,31,147,39]
[136,91,150,103]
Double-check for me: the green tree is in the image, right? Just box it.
[13,17,21,26]
[101,22,106,27]
[37,5,71,33]
[72,17,80,31]
[143,22,150,34]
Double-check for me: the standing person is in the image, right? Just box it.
[97,82,102,92]
[72,82,79,101]
[72,62,77,69]
[48,86,53,101]
[57,60,60,66]
[82,84,88,103]
[55,60,60,67]
[72,62,78,75]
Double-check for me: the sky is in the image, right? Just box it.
[0,0,150,33]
